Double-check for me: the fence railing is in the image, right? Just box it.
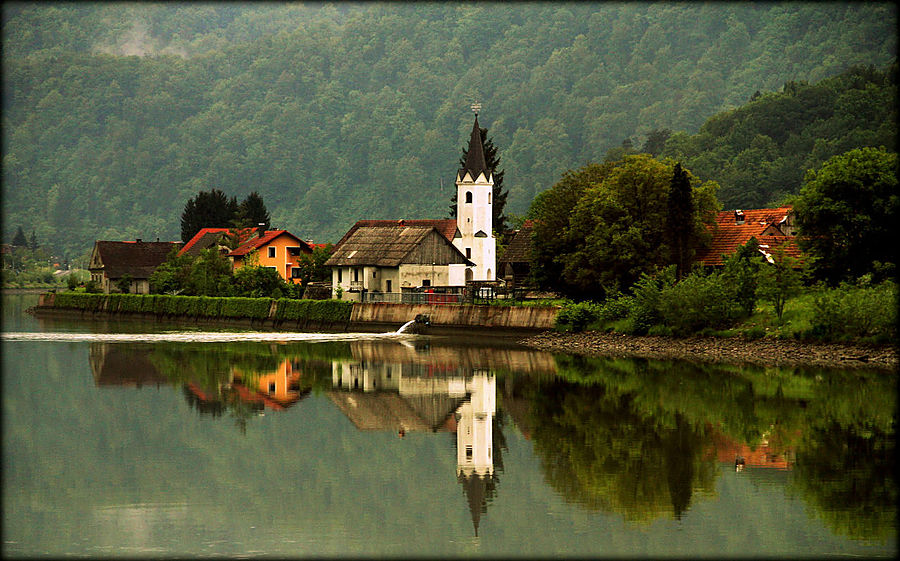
[361,291,463,304]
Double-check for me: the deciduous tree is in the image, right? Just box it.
[794,147,898,284]
[530,155,718,298]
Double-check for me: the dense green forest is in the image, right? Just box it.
[660,63,897,209]
[2,2,896,259]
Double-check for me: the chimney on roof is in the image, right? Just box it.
[398,219,405,226]
[734,210,745,225]
[258,223,266,238]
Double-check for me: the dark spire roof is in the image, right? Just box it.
[459,473,488,537]
[459,115,491,180]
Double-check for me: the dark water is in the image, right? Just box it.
[2,293,896,557]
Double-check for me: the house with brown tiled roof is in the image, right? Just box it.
[497,219,535,289]
[325,224,472,299]
[88,239,182,294]
[695,207,803,268]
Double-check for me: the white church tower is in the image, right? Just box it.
[454,110,496,281]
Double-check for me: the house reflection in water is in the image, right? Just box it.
[89,343,310,423]
[329,359,499,536]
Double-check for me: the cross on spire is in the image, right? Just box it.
[470,101,481,116]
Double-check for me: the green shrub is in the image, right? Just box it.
[811,281,897,341]
[658,270,740,335]
[555,301,600,332]
[53,292,106,311]
[221,297,272,319]
[597,292,632,322]
[624,268,675,335]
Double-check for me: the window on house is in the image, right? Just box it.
[268,382,276,393]
[372,270,377,278]
[291,268,302,279]
[338,269,343,282]
[465,446,473,460]
[465,191,472,203]
[354,268,359,282]
[268,246,276,258]
[422,279,431,287]
[465,247,471,259]
[386,280,392,292]
[488,192,491,204]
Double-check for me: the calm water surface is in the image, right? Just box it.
[2,293,896,558]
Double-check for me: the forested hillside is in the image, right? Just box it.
[661,63,897,209]
[2,2,896,258]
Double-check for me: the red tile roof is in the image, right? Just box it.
[695,207,802,267]
[179,228,256,257]
[229,230,311,256]
[333,219,459,249]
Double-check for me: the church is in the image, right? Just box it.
[325,113,497,301]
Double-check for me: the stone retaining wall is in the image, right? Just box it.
[32,293,560,333]
[349,302,558,332]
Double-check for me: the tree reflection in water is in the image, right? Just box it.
[526,378,717,521]
[512,353,895,538]
[791,422,896,541]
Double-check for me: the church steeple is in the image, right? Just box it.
[453,110,496,281]
[458,115,491,182]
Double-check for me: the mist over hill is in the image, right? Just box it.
[2,2,896,258]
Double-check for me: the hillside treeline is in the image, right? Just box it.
[661,63,898,209]
[2,3,896,257]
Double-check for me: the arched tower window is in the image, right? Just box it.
[465,191,473,203]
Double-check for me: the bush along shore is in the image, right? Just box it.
[34,292,353,330]
[525,277,898,371]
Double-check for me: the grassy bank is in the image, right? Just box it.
[553,281,897,345]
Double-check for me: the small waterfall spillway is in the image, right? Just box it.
[395,319,417,334]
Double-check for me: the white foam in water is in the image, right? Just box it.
[1,330,414,343]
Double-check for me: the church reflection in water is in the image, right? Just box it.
[330,358,499,535]
[88,339,515,535]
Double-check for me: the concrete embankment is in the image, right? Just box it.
[30,293,559,334]
[348,302,558,334]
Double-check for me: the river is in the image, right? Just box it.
[2,293,895,557]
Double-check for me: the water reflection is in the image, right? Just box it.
[330,357,500,535]
[82,338,895,543]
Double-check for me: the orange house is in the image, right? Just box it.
[229,229,313,284]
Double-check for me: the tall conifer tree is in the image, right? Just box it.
[236,191,271,229]
[180,189,239,242]
[666,163,694,280]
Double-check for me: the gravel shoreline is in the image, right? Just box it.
[518,330,898,371]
